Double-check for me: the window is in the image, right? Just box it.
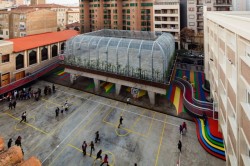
[189,7,194,11]
[6,31,8,35]
[206,0,211,3]
[0,30,3,35]
[247,90,250,105]
[189,0,195,4]
[189,15,195,19]
[141,3,153,6]
[189,22,195,26]
[207,7,211,11]
[52,45,58,57]
[29,50,37,65]
[2,54,9,63]
[41,47,48,61]
[16,54,24,70]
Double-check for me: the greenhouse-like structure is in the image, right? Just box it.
[63,30,175,83]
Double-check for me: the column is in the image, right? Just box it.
[115,84,121,95]
[70,73,75,84]
[94,78,100,92]
[148,91,155,105]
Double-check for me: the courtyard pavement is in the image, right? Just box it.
[0,81,225,166]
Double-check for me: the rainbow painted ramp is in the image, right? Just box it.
[194,118,225,160]
[166,84,184,115]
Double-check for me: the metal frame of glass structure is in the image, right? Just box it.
[64,30,175,83]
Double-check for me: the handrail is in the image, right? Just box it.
[176,77,214,109]
[173,79,218,119]
[0,59,61,95]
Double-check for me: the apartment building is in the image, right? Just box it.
[79,0,180,48]
[187,0,232,34]
[204,7,250,166]
[232,0,250,11]
[154,1,180,48]
[30,0,45,5]
[9,8,57,38]
[0,11,10,39]
[66,9,80,25]
[17,4,75,29]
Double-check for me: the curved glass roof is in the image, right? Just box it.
[64,30,175,83]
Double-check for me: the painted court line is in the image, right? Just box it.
[42,103,100,164]
[5,113,49,135]
[48,104,103,166]
[57,89,179,127]
[154,115,167,166]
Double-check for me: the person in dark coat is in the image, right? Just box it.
[95,149,102,161]
[95,131,100,143]
[9,100,12,110]
[89,141,95,157]
[82,141,87,156]
[15,136,22,146]
[118,116,123,128]
[7,138,13,148]
[178,140,182,152]
[12,100,16,110]
[55,107,59,117]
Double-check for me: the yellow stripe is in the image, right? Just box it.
[190,71,194,83]
[200,119,225,151]
[57,71,65,75]
[5,113,49,135]
[173,87,181,114]
[154,115,167,166]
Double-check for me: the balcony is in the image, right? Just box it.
[213,2,232,6]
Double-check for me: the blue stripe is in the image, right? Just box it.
[198,72,206,101]
[166,84,173,100]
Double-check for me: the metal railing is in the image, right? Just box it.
[173,79,218,119]
[0,60,60,95]
[176,77,214,109]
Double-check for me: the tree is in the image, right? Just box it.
[180,27,195,49]
[74,27,80,31]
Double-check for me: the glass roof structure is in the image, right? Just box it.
[64,30,175,83]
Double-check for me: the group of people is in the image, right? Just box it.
[178,122,187,153]
[7,136,24,154]
[55,101,69,117]
[8,99,17,110]
[82,131,109,165]
[44,84,56,96]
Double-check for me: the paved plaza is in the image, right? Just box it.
[0,81,225,166]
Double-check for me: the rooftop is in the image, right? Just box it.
[18,3,69,9]
[84,29,166,41]
[7,30,78,52]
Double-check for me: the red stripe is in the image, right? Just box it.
[170,85,176,103]
[178,90,184,114]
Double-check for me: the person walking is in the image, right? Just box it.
[20,112,26,123]
[9,100,12,110]
[95,131,100,143]
[82,141,87,156]
[15,136,22,146]
[89,141,95,157]
[182,122,187,133]
[178,140,182,152]
[14,90,18,99]
[55,107,59,117]
[61,106,64,114]
[179,124,183,135]
[118,116,123,128]
[52,84,56,93]
[7,138,13,148]
[64,101,68,112]
[100,154,109,166]
[95,149,102,161]
[12,100,16,110]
